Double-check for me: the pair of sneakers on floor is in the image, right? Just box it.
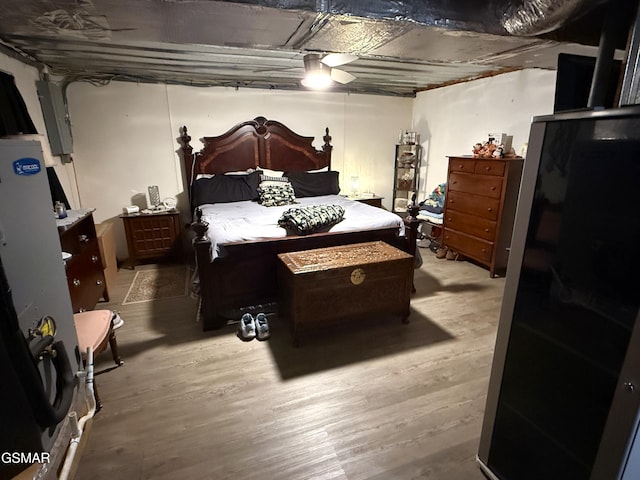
[237,313,270,341]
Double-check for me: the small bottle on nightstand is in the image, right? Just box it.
[55,201,67,219]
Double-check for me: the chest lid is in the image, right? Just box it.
[278,241,412,274]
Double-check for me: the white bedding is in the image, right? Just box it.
[199,194,405,260]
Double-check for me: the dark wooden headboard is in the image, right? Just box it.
[178,116,333,187]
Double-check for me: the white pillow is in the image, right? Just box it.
[259,166,329,175]
[258,167,284,177]
[226,168,258,175]
[195,169,257,180]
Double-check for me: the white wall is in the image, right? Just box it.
[0,53,80,207]
[3,47,560,261]
[66,81,413,259]
[412,69,557,198]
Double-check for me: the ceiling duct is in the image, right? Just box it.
[251,0,611,37]
[501,0,612,36]
[0,0,624,96]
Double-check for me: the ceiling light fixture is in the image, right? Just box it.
[301,54,333,89]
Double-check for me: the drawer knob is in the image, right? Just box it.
[485,166,490,171]
[487,208,493,212]
[78,234,89,243]
[73,278,80,287]
[458,164,463,169]
[91,255,99,263]
[78,308,86,313]
[485,228,489,232]
[96,280,103,286]
[452,181,457,184]
[491,186,496,191]
[482,248,486,253]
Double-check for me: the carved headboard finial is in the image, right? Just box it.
[179,125,191,149]
[254,116,268,135]
[178,125,195,186]
[323,127,332,152]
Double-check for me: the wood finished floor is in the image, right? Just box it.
[74,249,502,480]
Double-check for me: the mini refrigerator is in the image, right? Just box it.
[0,139,80,478]
[477,106,640,480]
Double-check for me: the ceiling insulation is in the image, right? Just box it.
[0,0,633,97]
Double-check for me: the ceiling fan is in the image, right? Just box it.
[301,53,358,89]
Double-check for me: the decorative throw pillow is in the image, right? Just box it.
[278,204,345,235]
[192,170,262,205]
[257,175,296,207]
[284,170,340,197]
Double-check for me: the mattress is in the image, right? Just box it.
[198,194,405,260]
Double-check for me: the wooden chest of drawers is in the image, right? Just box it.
[443,156,523,277]
[58,211,107,312]
[277,241,413,344]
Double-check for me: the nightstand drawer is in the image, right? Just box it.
[121,211,181,265]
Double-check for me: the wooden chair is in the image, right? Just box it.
[73,310,123,411]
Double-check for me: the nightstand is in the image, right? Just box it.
[120,210,181,267]
[347,195,384,208]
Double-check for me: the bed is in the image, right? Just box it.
[178,116,420,331]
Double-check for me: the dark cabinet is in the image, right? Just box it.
[478,108,640,480]
[58,210,107,312]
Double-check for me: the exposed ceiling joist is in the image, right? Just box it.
[0,0,634,97]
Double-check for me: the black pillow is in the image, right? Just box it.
[192,170,262,205]
[284,171,340,197]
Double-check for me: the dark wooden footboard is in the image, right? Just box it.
[193,222,418,331]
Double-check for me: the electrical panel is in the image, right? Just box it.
[36,81,73,156]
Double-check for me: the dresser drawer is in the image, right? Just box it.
[443,229,493,263]
[445,210,496,241]
[449,158,476,173]
[446,191,500,221]
[59,222,97,255]
[475,160,505,176]
[448,172,503,198]
[64,242,106,312]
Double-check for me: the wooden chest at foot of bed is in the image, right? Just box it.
[277,241,413,344]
